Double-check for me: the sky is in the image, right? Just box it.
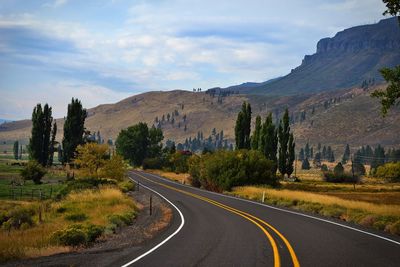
[0,0,388,120]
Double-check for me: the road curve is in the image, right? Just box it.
[116,170,400,267]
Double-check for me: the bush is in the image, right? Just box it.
[118,180,135,192]
[333,162,344,176]
[321,164,328,171]
[51,224,104,246]
[85,224,105,242]
[169,151,191,173]
[142,157,165,170]
[64,213,88,222]
[375,162,400,182]
[191,150,277,192]
[0,207,36,230]
[20,161,47,184]
[353,162,366,176]
[107,211,135,228]
[51,225,87,247]
[188,155,201,187]
[323,171,359,183]
[55,177,117,199]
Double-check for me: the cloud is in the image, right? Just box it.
[44,0,68,8]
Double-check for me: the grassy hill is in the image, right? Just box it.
[1,85,399,156]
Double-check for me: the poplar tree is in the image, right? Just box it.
[251,115,262,150]
[62,98,87,163]
[28,103,54,166]
[278,108,295,177]
[235,102,251,149]
[259,113,278,174]
[48,121,57,166]
[13,140,19,160]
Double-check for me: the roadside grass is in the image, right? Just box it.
[0,187,137,262]
[230,186,400,235]
[145,169,190,184]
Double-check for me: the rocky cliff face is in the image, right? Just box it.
[237,17,400,96]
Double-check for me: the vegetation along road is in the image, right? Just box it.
[118,170,400,267]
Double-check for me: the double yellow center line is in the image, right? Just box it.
[133,171,300,267]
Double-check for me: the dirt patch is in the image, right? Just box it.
[4,188,173,267]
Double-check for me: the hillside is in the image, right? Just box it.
[227,17,400,96]
[1,85,399,155]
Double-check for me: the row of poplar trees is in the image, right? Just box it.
[235,102,295,178]
[28,98,87,166]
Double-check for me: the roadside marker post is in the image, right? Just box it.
[149,195,153,216]
[262,191,265,203]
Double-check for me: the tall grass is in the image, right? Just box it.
[0,187,136,262]
[233,186,400,216]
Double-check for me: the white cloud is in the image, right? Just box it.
[44,0,68,8]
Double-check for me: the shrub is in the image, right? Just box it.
[375,162,400,182]
[64,213,88,222]
[323,171,359,183]
[85,224,105,242]
[142,157,164,170]
[55,177,117,199]
[169,151,191,173]
[188,155,201,187]
[101,154,127,181]
[107,211,135,228]
[333,162,344,176]
[20,161,47,184]
[321,164,328,171]
[0,207,36,230]
[51,225,87,247]
[192,150,277,192]
[118,180,135,192]
[353,162,366,176]
[51,224,104,246]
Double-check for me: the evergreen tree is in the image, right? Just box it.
[299,148,305,161]
[13,140,19,160]
[342,144,350,164]
[62,98,87,163]
[302,158,310,170]
[235,102,251,150]
[251,115,262,150]
[278,109,294,177]
[259,113,278,174]
[28,103,54,166]
[287,133,295,177]
[305,142,310,158]
[48,121,57,166]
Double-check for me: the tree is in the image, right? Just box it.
[251,115,262,150]
[382,0,400,23]
[148,125,164,158]
[305,142,310,158]
[334,162,344,176]
[302,158,310,170]
[62,98,87,163]
[28,103,54,166]
[74,143,109,178]
[371,1,400,115]
[48,121,57,166]
[57,145,63,163]
[299,148,305,161]
[342,144,350,164]
[278,109,295,177]
[259,113,278,174]
[13,140,19,160]
[371,66,400,115]
[235,102,251,149]
[101,154,127,181]
[116,122,151,166]
[21,160,47,184]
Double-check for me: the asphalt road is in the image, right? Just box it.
[116,170,400,267]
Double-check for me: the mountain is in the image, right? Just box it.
[0,119,12,125]
[1,85,399,155]
[230,17,400,95]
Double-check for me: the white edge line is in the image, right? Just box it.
[121,175,185,267]
[143,171,400,246]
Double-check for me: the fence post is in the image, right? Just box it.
[149,195,152,216]
[20,188,22,199]
[137,181,140,191]
[50,186,53,199]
